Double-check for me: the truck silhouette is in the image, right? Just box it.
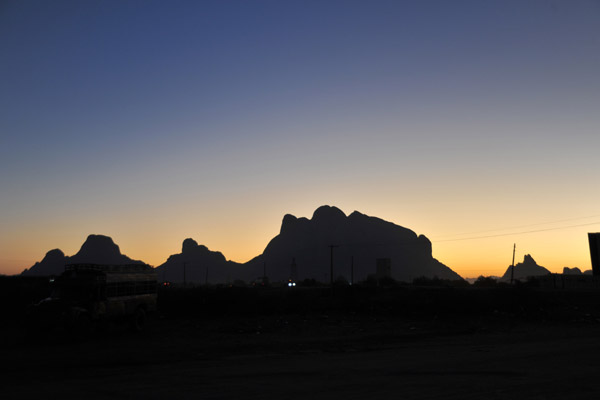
[30,263,157,334]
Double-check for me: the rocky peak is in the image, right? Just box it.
[42,248,65,261]
[76,234,121,259]
[523,254,537,266]
[311,205,346,223]
[280,214,298,234]
[68,234,141,265]
[182,238,199,253]
[501,253,550,281]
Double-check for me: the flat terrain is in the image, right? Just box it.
[4,307,600,399]
[4,285,600,399]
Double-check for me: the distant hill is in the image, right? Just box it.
[21,234,144,276]
[500,254,550,281]
[464,276,501,284]
[563,267,593,275]
[244,205,461,283]
[563,267,583,275]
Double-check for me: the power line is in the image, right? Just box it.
[254,219,600,251]
[435,221,600,243]
[433,214,600,240]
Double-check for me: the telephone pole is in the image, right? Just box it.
[510,243,516,284]
[350,255,354,285]
[183,262,187,287]
[329,245,338,287]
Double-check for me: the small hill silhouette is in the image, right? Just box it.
[501,254,550,281]
[563,267,583,275]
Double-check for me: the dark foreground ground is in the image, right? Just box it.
[3,284,600,399]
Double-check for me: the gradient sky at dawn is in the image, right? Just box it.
[1,0,600,277]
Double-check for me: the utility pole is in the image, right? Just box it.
[183,262,187,287]
[329,245,338,287]
[510,243,516,284]
[205,266,208,285]
[350,255,354,285]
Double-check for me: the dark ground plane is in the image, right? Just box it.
[3,284,600,399]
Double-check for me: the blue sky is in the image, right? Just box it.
[1,0,600,276]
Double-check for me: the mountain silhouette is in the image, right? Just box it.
[21,234,143,276]
[244,205,461,282]
[154,238,243,283]
[501,254,550,281]
[68,234,143,265]
[21,208,462,283]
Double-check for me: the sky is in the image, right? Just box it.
[1,0,600,277]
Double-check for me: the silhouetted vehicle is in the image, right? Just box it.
[29,263,157,335]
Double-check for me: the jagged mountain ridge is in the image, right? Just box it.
[22,206,462,282]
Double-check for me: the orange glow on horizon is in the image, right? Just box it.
[1,205,596,279]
